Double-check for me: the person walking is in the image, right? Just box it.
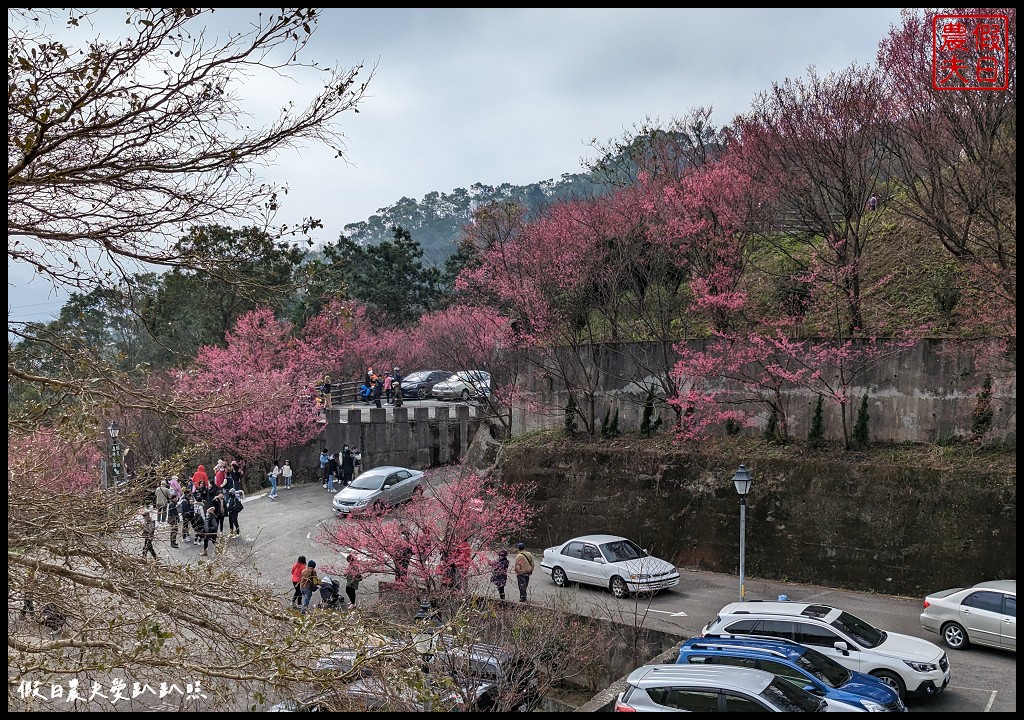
[226,461,241,493]
[341,446,355,486]
[154,480,171,523]
[226,489,243,536]
[191,498,206,545]
[299,560,319,614]
[141,511,158,559]
[319,449,330,488]
[383,372,393,405]
[327,452,338,492]
[179,493,194,544]
[268,460,281,500]
[372,375,383,409]
[392,367,404,408]
[281,459,293,490]
[491,549,509,600]
[513,542,535,602]
[344,555,363,607]
[167,494,180,548]
[200,504,218,557]
[213,490,227,534]
[290,555,307,609]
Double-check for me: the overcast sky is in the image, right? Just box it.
[9,7,906,325]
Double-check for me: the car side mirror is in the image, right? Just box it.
[592,556,606,564]
[833,640,850,655]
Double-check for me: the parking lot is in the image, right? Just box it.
[230,483,1016,713]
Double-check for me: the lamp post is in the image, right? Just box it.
[108,421,123,487]
[732,463,753,601]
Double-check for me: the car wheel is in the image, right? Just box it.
[371,500,385,514]
[412,483,424,497]
[551,567,568,588]
[941,621,969,650]
[418,387,427,399]
[870,670,907,703]
[461,389,470,401]
[610,576,630,599]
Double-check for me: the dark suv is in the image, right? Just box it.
[400,370,454,400]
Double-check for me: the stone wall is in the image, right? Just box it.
[507,338,1016,445]
[286,405,482,482]
[497,440,1017,599]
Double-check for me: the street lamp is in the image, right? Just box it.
[108,421,123,486]
[732,463,753,601]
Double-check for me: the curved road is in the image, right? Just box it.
[206,482,1015,713]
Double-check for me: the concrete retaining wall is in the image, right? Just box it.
[508,338,1016,445]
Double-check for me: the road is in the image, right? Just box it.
[198,482,1016,713]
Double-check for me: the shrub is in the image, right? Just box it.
[724,418,742,437]
[640,387,660,436]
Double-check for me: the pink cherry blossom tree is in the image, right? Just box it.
[319,467,536,602]
[173,307,321,477]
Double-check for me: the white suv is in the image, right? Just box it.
[700,601,949,703]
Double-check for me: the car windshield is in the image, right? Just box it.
[349,473,384,491]
[760,676,827,712]
[794,646,853,688]
[831,611,885,648]
[599,539,646,563]
[405,371,429,382]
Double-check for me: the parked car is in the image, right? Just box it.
[332,466,424,516]
[400,369,455,400]
[700,601,949,702]
[676,636,907,712]
[430,370,491,402]
[613,664,867,712]
[539,534,679,599]
[429,638,541,712]
[293,636,538,713]
[920,579,1016,651]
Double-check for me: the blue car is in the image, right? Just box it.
[677,636,907,712]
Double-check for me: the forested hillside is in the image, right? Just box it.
[339,172,611,264]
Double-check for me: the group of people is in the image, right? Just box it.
[290,555,363,614]
[359,366,403,409]
[317,446,360,492]
[490,542,536,602]
[265,459,294,500]
[141,460,247,558]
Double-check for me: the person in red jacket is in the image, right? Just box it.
[290,555,307,609]
[191,464,210,495]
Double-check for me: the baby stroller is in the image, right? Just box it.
[318,575,344,610]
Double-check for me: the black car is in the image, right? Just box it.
[400,370,454,400]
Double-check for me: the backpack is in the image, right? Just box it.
[360,384,372,399]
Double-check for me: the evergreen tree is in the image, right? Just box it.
[600,409,611,437]
[640,387,658,436]
[609,408,620,437]
[808,394,825,449]
[852,394,870,448]
[564,395,579,437]
[971,374,994,443]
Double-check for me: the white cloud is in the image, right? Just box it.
[8,7,906,324]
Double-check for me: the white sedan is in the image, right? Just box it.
[539,534,679,599]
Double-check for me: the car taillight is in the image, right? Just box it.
[613,701,636,712]
[922,600,930,609]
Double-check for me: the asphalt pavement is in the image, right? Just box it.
[187,481,1015,713]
